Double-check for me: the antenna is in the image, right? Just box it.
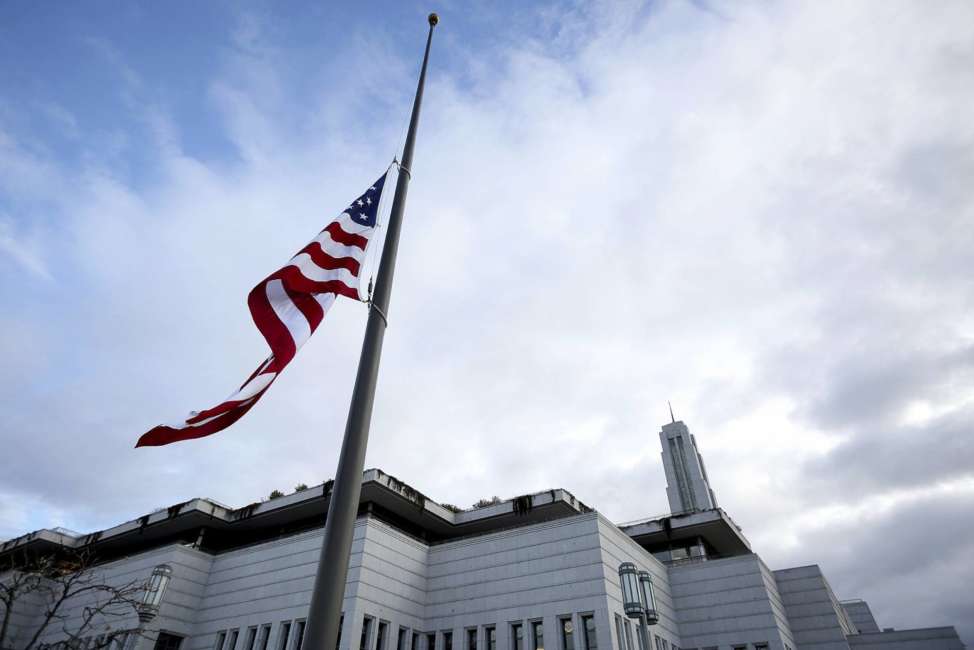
[668,401,676,424]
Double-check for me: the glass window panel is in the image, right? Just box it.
[532,623,543,650]
[360,619,373,650]
[279,624,291,650]
[560,619,573,650]
[259,626,272,650]
[581,617,597,650]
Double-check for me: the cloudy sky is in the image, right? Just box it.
[2,0,972,643]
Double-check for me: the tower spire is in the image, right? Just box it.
[659,417,718,514]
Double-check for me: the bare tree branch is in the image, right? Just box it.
[1,550,149,650]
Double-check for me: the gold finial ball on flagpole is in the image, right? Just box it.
[428,13,439,27]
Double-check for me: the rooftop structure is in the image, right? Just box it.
[660,420,717,514]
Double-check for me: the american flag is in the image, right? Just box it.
[136,173,387,447]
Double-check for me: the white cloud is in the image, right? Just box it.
[1,0,973,643]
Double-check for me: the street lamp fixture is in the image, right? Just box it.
[618,562,644,619]
[619,563,653,650]
[138,564,172,623]
[638,571,659,625]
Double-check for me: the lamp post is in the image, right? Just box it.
[618,563,653,650]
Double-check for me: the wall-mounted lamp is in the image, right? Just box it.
[638,571,659,625]
[138,564,172,623]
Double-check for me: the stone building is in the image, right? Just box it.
[0,420,965,650]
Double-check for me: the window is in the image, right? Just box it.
[337,617,344,650]
[153,633,184,650]
[243,628,258,650]
[732,646,747,650]
[443,632,452,650]
[361,619,374,650]
[258,625,272,650]
[614,616,624,650]
[485,628,496,650]
[581,616,597,650]
[532,623,544,650]
[467,629,477,650]
[399,629,409,650]
[411,632,419,650]
[634,624,645,650]
[511,624,523,650]
[754,645,769,650]
[279,623,292,650]
[426,634,436,650]
[559,618,573,650]
[377,623,389,650]
[623,621,633,650]
[216,632,228,650]
[295,621,306,650]
[228,630,240,650]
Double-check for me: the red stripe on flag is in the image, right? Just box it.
[274,267,360,300]
[323,221,368,250]
[248,280,299,366]
[297,243,361,276]
[135,396,263,447]
[284,283,326,334]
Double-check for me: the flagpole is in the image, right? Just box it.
[303,13,438,650]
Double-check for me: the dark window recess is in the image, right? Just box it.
[228,630,239,650]
[243,628,257,650]
[560,619,573,650]
[216,632,228,650]
[468,630,477,650]
[279,623,292,650]
[485,628,496,650]
[361,619,373,650]
[512,624,523,650]
[258,625,272,650]
[399,629,408,650]
[443,632,453,650]
[532,623,544,650]
[337,617,343,650]
[295,622,306,650]
[154,633,184,650]
[581,616,597,650]
[427,634,436,650]
[411,633,419,650]
[376,623,388,650]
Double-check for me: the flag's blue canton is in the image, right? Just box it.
[347,173,386,227]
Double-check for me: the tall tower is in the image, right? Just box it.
[660,419,718,514]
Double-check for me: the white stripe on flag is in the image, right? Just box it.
[286,255,360,287]
[311,229,368,261]
[266,279,313,348]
